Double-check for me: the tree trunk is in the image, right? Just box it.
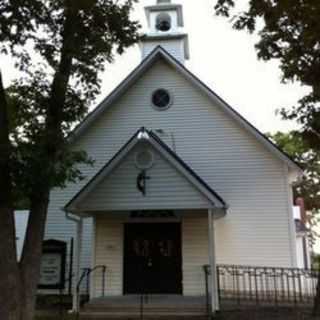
[19,194,50,320]
[0,71,22,320]
[0,206,22,320]
[0,4,79,319]
[12,6,79,319]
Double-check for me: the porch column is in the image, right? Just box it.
[73,217,83,313]
[208,209,219,314]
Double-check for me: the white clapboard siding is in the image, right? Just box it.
[45,57,295,286]
[93,212,210,297]
[182,212,209,295]
[81,143,211,211]
[93,215,124,297]
[142,39,185,63]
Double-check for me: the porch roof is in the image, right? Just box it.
[64,128,227,214]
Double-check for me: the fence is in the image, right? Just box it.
[215,264,320,307]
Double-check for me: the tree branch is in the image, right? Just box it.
[0,70,12,206]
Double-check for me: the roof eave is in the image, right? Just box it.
[65,128,227,212]
[68,46,299,173]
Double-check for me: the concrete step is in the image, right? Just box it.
[83,306,207,313]
[81,296,209,319]
[81,306,208,319]
[83,304,207,310]
[79,312,208,320]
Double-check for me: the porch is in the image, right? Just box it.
[74,209,223,317]
[75,264,319,319]
[64,129,228,316]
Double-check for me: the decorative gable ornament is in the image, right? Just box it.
[136,170,151,196]
[137,131,150,140]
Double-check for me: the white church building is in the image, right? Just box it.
[40,0,304,315]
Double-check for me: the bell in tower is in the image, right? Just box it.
[140,0,190,64]
[156,12,171,32]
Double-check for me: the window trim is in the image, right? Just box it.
[135,149,155,170]
[151,88,173,111]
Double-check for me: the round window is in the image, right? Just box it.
[135,150,154,170]
[156,13,172,32]
[152,89,172,110]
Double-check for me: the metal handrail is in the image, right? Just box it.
[76,265,107,311]
[203,265,211,319]
[215,264,319,308]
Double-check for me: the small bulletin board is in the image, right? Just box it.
[38,239,66,290]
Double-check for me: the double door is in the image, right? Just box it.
[123,223,182,294]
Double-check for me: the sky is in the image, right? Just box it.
[2,0,319,254]
[0,0,308,134]
[97,0,309,134]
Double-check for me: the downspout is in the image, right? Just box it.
[64,209,83,313]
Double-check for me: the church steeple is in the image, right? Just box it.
[140,0,190,64]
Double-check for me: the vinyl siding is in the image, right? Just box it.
[93,215,124,297]
[45,57,295,290]
[93,212,209,297]
[182,212,209,295]
[142,39,185,63]
[81,143,211,211]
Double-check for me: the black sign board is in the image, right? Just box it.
[38,239,66,290]
[130,210,175,218]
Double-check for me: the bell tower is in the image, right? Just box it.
[141,0,190,64]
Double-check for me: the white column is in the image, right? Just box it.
[73,218,83,313]
[208,209,219,314]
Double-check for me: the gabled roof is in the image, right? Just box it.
[69,46,301,173]
[65,128,227,213]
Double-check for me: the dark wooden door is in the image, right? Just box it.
[124,223,182,294]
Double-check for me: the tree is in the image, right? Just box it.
[0,1,140,320]
[269,131,320,314]
[214,0,320,150]
[269,131,320,238]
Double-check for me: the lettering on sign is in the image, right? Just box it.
[39,253,62,286]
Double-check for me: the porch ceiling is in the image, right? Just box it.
[64,128,228,215]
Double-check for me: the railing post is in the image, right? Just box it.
[102,266,106,297]
[217,265,221,308]
[86,268,90,297]
[203,265,211,319]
